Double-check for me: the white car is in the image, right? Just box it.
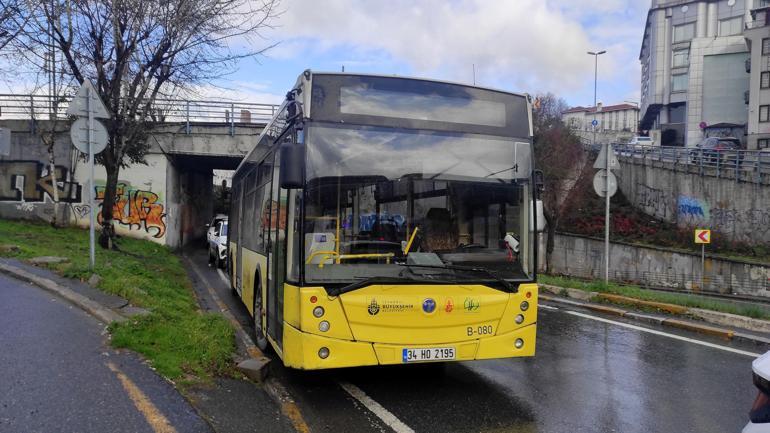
[205,214,228,247]
[628,136,654,146]
[208,219,228,269]
[743,351,770,432]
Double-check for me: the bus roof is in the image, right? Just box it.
[297,70,531,101]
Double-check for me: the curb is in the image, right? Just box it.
[0,262,126,324]
[540,294,737,341]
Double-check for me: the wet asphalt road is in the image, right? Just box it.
[0,273,211,433]
[188,249,764,433]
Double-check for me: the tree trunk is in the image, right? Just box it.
[99,162,120,249]
[543,211,557,274]
[44,131,60,227]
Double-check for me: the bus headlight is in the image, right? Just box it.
[515,314,525,324]
[318,347,330,359]
[520,301,529,311]
[313,306,325,318]
[514,338,524,349]
[319,320,330,332]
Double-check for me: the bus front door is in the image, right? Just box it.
[266,153,287,348]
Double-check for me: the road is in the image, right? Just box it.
[187,249,763,433]
[0,273,211,433]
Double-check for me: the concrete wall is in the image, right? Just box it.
[0,120,78,223]
[165,161,213,249]
[69,154,169,244]
[617,158,770,246]
[547,233,770,298]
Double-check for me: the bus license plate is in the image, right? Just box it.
[402,347,455,363]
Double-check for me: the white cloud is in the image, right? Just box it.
[269,0,646,104]
[275,0,646,96]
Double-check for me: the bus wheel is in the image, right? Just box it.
[253,281,268,351]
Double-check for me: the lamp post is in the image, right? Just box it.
[588,49,610,284]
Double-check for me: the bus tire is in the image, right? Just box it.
[253,276,269,351]
[228,254,237,295]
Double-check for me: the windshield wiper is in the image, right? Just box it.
[398,263,514,292]
[329,276,421,296]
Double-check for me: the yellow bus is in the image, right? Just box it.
[228,71,542,369]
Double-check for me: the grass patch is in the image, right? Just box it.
[539,274,770,320]
[0,219,235,382]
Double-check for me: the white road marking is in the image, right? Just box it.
[216,268,229,286]
[339,382,415,433]
[539,304,558,311]
[564,310,761,358]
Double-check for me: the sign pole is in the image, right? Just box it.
[604,143,610,284]
[88,86,95,270]
[701,244,705,290]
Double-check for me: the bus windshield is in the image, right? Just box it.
[303,124,534,287]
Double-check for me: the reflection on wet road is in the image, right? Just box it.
[189,250,761,433]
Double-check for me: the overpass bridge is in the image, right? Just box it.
[0,94,278,248]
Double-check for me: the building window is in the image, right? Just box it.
[763,38,770,55]
[673,23,695,43]
[673,49,690,68]
[763,72,770,89]
[760,105,770,122]
[718,17,743,36]
[758,139,770,149]
[672,73,688,92]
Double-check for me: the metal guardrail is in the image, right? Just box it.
[0,94,279,136]
[612,143,770,183]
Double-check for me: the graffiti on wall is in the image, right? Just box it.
[677,195,710,225]
[87,182,167,239]
[636,184,669,219]
[711,208,770,236]
[0,160,82,204]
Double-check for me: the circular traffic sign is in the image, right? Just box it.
[70,117,108,154]
[593,169,617,198]
[591,119,599,127]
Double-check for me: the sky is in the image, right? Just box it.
[0,0,651,110]
[207,0,651,109]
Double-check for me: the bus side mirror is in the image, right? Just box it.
[529,199,546,233]
[279,142,305,189]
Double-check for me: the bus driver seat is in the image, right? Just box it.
[423,208,457,252]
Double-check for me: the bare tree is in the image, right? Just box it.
[3,0,280,247]
[533,93,590,272]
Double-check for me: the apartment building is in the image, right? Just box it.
[639,0,753,147]
[745,1,770,149]
[562,103,640,133]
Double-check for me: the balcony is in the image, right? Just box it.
[746,19,767,29]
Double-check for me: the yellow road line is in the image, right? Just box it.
[265,378,312,433]
[107,362,178,433]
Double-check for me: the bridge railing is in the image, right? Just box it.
[612,143,770,183]
[0,94,279,136]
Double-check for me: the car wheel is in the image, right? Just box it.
[253,279,269,351]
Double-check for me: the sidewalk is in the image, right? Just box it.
[539,283,770,346]
[0,254,297,433]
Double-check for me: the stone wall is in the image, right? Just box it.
[546,233,770,298]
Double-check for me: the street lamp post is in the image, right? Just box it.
[588,49,609,284]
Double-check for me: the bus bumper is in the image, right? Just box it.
[281,322,536,370]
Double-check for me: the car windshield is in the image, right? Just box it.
[302,124,534,286]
